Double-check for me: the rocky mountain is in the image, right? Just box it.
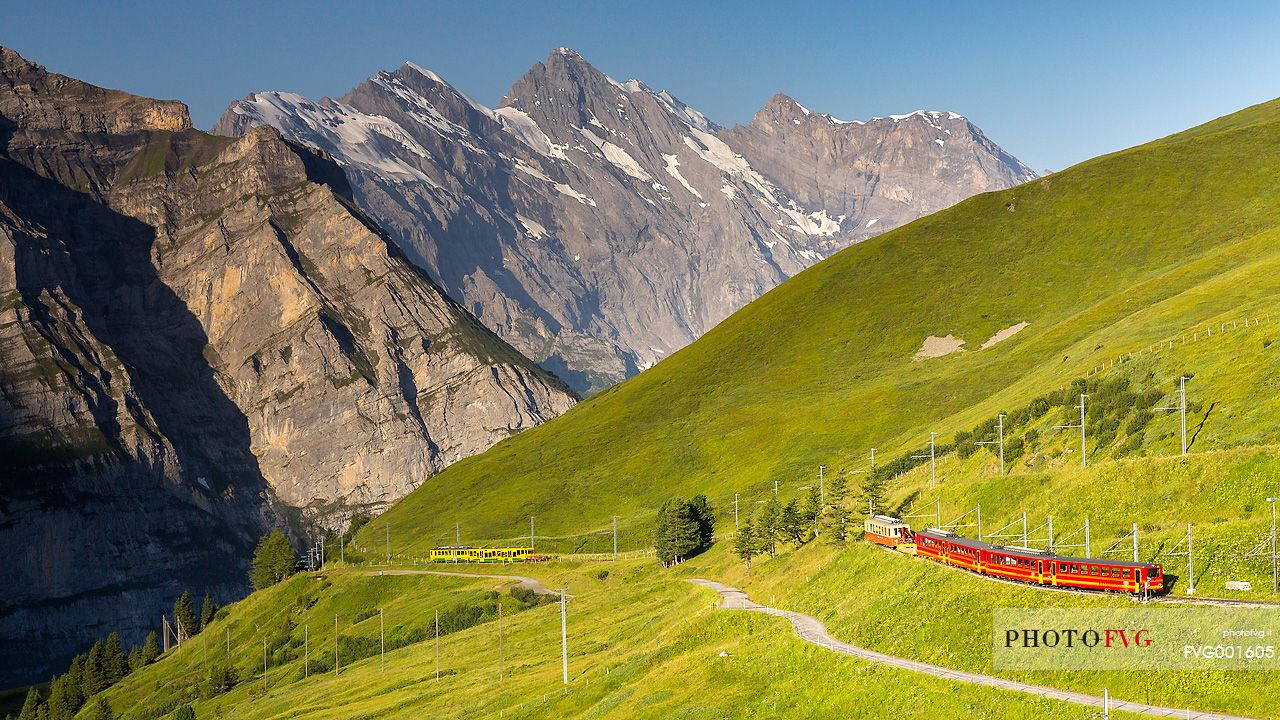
[215,48,1035,392]
[0,47,574,685]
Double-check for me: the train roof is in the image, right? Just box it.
[914,527,1159,568]
[869,514,908,525]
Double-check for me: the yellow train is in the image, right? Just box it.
[430,546,550,563]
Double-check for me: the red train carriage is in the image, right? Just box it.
[864,515,913,548]
[913,527,1163,595]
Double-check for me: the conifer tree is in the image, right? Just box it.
[82,641,106,697]
[733,520,757,574]
[174,592,197,642]
[250,530,296,590]
[89,698,111,720]
[200,594,218,631]
[141,631,160,665]
[824,475,852,542]
[16,686,39,720]
[780,499,806,545]
[103,633,127,684]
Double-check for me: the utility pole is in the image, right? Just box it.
[930,433,936,488]
[1133,522,1139,562]
[304,624,309,678]
[1085,517,1091,557]
[612,516,618,560]
[334,615,339,676]
[1156,377,1190,455]
[1179,376,1188,455]
[263,637,267,674]
[498,602,504,685]
[975,414,1006,476]
[380,608,385,673]
[385,521,390,564]
[1269,498,1278,595]
[1022,511,1028,548]
[911,434,937,489]
[774,479,779,499]
[870,448,876,469]
[1187,524,1195,596]
[818,465,825,505]
[734,494,740,531]
[1047,515,1053,553]
[434,609,440,682]
[560,589,569,686]
[935,497,941,531]
[1052,395,1087,468]
[977,504,982,541]
[530,516,535,550]
[454,522,460,562]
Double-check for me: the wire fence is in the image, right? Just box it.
[1085,311,1276,379]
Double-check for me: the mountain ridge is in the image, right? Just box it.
[215,48,1035,392]
[0,46,575,686]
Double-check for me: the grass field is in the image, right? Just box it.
[73,96,1280,718]
[362,96,1280,563]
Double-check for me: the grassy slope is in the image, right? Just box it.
[368,97,1280,555]
[88,99,1280,718]
[96,559,1165,720]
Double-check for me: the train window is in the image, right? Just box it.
[1090,566,1098,575]
[1151,567,1160,577]
[1072,564,1080,573]
[1123,569,1131,578]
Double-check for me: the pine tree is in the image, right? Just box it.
[173,705,195,720]
[804,483,823,537]
[773,499,803,543]
[756,497,781,557]
[16,686,39,720]
[251,530,296,590]
[687,494,716,548]
[141,631,160,665]
[824,475,851,542]
[127,646,143,673]
[733,520,757,574]
[860,471,886,519]
[200,594,218,631]
[82,641,106,697]
[174,592,197,642]
[89,697,111,720]
[654,497,713,566]
[103,633,127,684]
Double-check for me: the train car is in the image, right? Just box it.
[913,528,1163,595]
[430,546,550,563]
[864,515,913,548]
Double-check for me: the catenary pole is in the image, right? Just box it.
[560,589,569,685]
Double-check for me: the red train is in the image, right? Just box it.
[866,518,1163,595]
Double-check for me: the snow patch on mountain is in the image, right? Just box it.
[579,127,652,182]
[662,153,702,199]
[494,106,570,161]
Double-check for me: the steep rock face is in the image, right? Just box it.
[0,48,574,685]
[719,94,1036,242]
[216,49,1035,392]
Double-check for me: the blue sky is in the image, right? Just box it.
[4,1,1279,171]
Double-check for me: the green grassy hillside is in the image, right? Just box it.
[365,97,1280,556]
[66,97,1280,719]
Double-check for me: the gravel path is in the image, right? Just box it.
[690,578,1257,720]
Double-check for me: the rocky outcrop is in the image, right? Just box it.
[719,94,1036,244]
[216,48,1035,392]
[0,48,574,686]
